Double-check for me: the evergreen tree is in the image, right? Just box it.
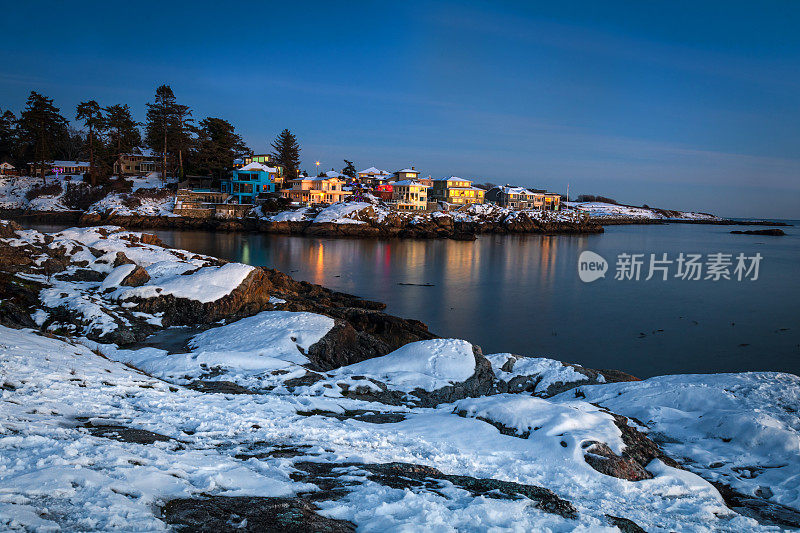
[342,159,356,179]
[145,85,176,179]
[270,129,301,180]
[171,103,194,179]
[193,117,249,180]
[76,100,104,185]
[0,110,17,165]
[17,91,69,182]
[104,104,141,154]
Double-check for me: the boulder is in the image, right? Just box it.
[120,265,150,287]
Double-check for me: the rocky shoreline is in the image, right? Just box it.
[2,207,791,241]
[0,208,603,239]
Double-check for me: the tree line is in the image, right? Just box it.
[0,85,305,186]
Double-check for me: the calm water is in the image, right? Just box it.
[25,222,800,378]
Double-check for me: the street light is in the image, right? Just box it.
[315,161,320,175]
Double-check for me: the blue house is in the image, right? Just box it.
[221,162,278,204]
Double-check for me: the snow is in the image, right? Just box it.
[333,339,477,392]
[554,372,800,511]
[358,167,390,176]
[269,206,312,222]
[100,311,334,387]
[188,310,333,368]
[129,172,170,192]
[114,262,255,303]
[566,201,720,221]
[392,180,429,187]
[0,320,787,531]
[238,162,277,172]
[0,175,78,211]
[88,191,177,217]
[0,326,305,531]
[486,353,594,395]
[312,202,372,224]
[454,394,625,453]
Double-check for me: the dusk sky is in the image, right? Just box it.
[1,1,798,219]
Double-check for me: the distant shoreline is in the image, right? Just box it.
[1,208,790,242]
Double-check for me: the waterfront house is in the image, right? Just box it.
[392,180,430,211]
[221,162,278,204]
[113,153,157,176]
[393,167,420,181]
[28,160,91,176]
[0,162,17,175]
[357,167,392,188]
[281,175,351,205]
[486,185,562,211]
[430,177,486,205]
[174,188,252,219]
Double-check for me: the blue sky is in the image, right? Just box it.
[1,1,798,218]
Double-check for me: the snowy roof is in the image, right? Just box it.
[294,175,343,182]
[392,180,430,187]
[238,162,277,172]
[0,162,14,168]
[433,176,472,183]
[325,170,344,178]
[49,161,90,167]
[358,167,389,175]
[498,185,543,196]
[396,168,419,174]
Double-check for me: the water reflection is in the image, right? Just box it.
[91,226,800,378]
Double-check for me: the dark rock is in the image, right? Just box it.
[583,412,677,482]
[296,409,407,424]
[711,481,800,529]
[186,380,257,395]
[493,356,640,398]
[55,268,106,282]
[85,424,172,445]
[605,515,647,533]
[584,442,653,482]
[730,229,786,236]
[0,220,23,238]
[120,265,150,287]
[283,371,326,389]
[113,251,134,267]
[0,272,42,329]
[162,496,356,533]
[293,461,577,520]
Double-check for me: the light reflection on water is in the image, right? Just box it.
[21,222,800,378]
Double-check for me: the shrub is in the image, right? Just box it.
[25,182,63,201]
[63,183,109,211]
[133,188,171,201]
[121,195,142,209]
[575,194,618,204]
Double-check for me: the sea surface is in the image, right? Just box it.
[24,221,800,378]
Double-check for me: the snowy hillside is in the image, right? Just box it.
[566,201,721,221]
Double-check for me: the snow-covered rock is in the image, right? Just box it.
[333,338,477,393]
[555,372,800,512]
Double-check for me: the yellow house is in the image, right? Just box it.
[281,176,351,205]
[391,180,429,211]
[430,177,486,205]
